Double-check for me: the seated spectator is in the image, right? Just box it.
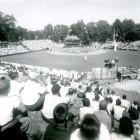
[42,103,74,140]
[107,97,114,116]
[129,107,140,140]
[70,114,110,140]
[8,72,24,97]
[111,116,134,140]
[80,98,94,122]
[59,80,68,97]
[121,95,130,111]
[21,71,47,111]
[91,94,100,112]
[113,99,126,121]
[41,83,69,124]
[85,86,95,103]
[0,78,27,139]
[109,91,120,105]
[94,100,112,132]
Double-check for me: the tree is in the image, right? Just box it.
[121,19,135,42]
[96,20,112,43]
[44,24,53,39]
[70,20,90,45]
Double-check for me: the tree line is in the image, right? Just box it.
[0,11,140,45]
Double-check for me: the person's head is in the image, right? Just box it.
[116,99,121,106]
[95,94,100,101]
[108,97,113,103]
[51,84,61,95]
[99,100,107,110]
[80,114,100,140]
[68,88,74,95]
[53,103,68,124]
[86,86,92,92]
[104,97,109,102]
[129,108,139,121]
[8,71,19,80]
[119,116,134,137]
[82,98,90,107]
[28,71,38,81]
[122,95,126,100]
[0,79,10,96]
[110,91,115,95]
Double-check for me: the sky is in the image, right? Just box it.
[0,0,140,30]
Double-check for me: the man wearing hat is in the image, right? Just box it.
[20,71,47,111]
[41,83,70,124]
[93,100,111,132]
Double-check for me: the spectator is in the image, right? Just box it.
[94,100,112,132]
[129,107,140,140]
[0,78,27,139]
[80,98,94,122]
[109,91,120,105]
[41,83,69,124]
[70,114,110,140]
[121,95,130,111]
[91,94,100,112]
[111,116,134,140]
[43,103,74,140]
[107,97,114,116]
[8,71,24,97]
[21,71,47,111]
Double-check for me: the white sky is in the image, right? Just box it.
[0,0,140,30]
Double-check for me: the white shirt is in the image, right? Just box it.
[70,123,111,140]
[42,94,69,119]
[107,103,114,115]
[8,80,24,97]
[0,96,20,126]
[113,105,125,121]
[111,132,134,140]
[60,86,68,97]
[120,99,130,110]
[91,100,99,112]
[110,95,120,105]
[80,107,94,122]
[21,80,46,105]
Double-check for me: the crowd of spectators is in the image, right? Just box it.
[0,40,140,57]
[0,61,140,140]
[0,40,62,56]
[101,41,140,51]
[22,40,61,51]
[0,45,29,56]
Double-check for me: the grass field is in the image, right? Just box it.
[1,50,140,72]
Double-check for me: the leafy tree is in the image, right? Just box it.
[70,20,90,45]
[44,24,53,39]
[96,20,112,43]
